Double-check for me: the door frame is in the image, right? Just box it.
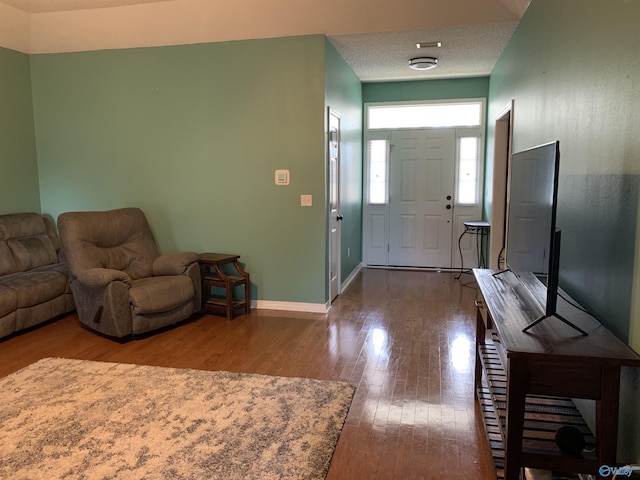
[362,99,486,270]
[327,107,341,301]
[362,127,484,269]
[489,100,514,269]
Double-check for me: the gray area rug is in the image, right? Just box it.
[0,358,355,479]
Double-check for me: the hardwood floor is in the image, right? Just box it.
[0,268,496,479]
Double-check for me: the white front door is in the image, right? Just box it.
[388,129,456,267]
[328,108,341,301]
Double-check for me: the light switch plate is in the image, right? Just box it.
[300,194,312,206]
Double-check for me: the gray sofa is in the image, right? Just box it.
[0,213,75,339]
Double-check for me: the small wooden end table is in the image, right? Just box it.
[199,253,250,320]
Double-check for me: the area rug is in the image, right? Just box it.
[0,358,355,480]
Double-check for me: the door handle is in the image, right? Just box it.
[446,195,452,201]
[446,205,452,210]
[336,215,344,221]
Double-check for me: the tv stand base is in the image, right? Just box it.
[523,313,589,336]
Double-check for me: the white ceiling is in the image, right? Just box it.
[0,0,530,82]
[1,0,172,12]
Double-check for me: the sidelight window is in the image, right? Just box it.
[367,139,388,205]
[457,135,480,205]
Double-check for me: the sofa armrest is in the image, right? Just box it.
[153,252,199,276]
[76,268,131,288]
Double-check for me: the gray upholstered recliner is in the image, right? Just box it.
[57,208,201,338]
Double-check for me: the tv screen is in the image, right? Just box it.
[505,141,560,276]
[506,141,587,335]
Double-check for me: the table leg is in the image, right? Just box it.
[474,308,486,394]
[455,227,467,279]
[225,279,232,320]
[504,358,527,480]
[244,274,251,314]
[596,366,621,479]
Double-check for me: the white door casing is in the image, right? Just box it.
[363,128,483,270]
[328,108,341,301]
[489,101,513,270]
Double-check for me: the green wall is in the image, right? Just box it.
[363,77,490,103]
[30,35,331,304]
[487,0,640,461]
[324,39,363,287]
[0,47,40,214]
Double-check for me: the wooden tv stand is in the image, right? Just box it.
[473,269,640,480]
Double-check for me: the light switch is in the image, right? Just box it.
[300,195,312,207]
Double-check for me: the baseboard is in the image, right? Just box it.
[249,263,363,315]
[340,262,363,293]
[253,300,329,314]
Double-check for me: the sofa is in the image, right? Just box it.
[0,213,75,339]
[57,207,201,338]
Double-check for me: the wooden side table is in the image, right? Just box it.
[199,253,250,320]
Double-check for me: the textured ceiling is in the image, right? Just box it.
[328,23,518,82]
[0,0,530,82]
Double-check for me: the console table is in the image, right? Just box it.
[456,221,490,279]
[199,253,250,320]
[473,268,640,480]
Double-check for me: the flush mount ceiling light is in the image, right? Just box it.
[416,42,442,49]
[409,57,438,70]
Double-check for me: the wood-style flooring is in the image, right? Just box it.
[0,268,496,479]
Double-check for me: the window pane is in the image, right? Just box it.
[460,136,478,160]
[458,137,479,204]
[368,102,482,129]
[368,139,388,204]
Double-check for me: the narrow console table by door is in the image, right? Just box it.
[473,269,640,480]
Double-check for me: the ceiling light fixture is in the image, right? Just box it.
[416,42,442,49]
[409,57,438,70]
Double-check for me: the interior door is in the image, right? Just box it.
[388,129,456,267]
[328,108,341,301]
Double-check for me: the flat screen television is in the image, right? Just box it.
[505,141,587,335]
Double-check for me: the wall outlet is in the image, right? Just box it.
[300,194,312,206]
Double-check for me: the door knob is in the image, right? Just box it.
[446,195,452,200]
[446,205,452,210]
[336,215,344,221]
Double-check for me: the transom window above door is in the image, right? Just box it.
[367,100,483,130]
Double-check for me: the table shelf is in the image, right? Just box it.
[477,341,597,479]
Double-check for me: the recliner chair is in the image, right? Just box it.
[58,207,201,338]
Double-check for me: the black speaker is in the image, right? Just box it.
[554,426,585,455]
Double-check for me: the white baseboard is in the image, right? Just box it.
[249,263,363,315]
[340,262,363,293]
[252,300,329,314]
